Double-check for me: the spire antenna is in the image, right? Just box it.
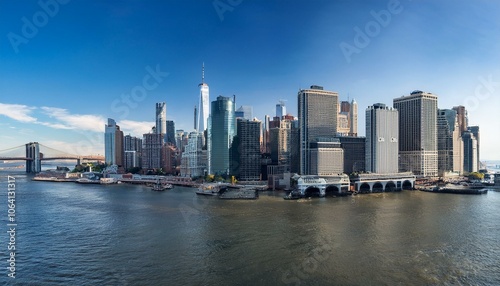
[202,62,205,84]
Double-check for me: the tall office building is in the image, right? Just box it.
[262,115,271,154]
[230,119,261,181]
[276,100,286,118]
[349,99,358,136]
[269,116,294,172]
[462,131,478,173]
[194,105,198,130]
[309,139,344,176]
[175,130,186,151]
[197,63,210,132]
[142,132,163,169]
[124,135,142,170]
[468,126,480,169]
[337,99,358,137]
[437,109,463,176]
[156,102,167,143]
[298,85,338,175]
[166,120,176,146]
[365,103,399,174]
[104,118,124,166]
[393,91,438,177]
[207,96,235,175]
[180,131,205,177]
[452,105,468,133]
[235,105,253,120]
[338,136,365,174]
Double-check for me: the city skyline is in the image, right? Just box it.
[1,1,499,160]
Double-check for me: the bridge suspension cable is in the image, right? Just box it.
[38,143,79,157]
[0,145,27,153]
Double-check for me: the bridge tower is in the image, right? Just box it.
[26,142,41,173]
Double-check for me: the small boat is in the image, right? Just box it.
[284,190,301,200]
[151,179,172,191]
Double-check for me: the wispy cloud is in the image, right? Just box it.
[0,103,37,123]
[118,120,155,137]
[40,106,106,132]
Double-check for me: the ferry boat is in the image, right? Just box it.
[428,183,488,194]
[76,178,100,184]
[196,183,225,196]
[100,178,118,185]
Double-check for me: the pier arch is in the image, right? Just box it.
[304,186,321,197]
[372,182,384,193]
[324,185,340,197]
[402,180,413,190]
[359,183,371,193]
[385,181,396,192]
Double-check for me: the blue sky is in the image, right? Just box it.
[1,0,499,160]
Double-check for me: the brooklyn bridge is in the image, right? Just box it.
[0,142,104,173]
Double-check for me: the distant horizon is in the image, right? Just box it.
[1,0,499,160]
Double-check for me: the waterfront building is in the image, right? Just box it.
[207,96,235,175]
[142,132,163,169]
[338,136,365,174]
[235,105,253,120]
[124,135,142,170]
[156,102,167,143]
[351,172,415,193]
[437,109,463,176]
[197,63,210,132]
[298,85,339,175]
[180,131,206,177]
[292,174,350,197]
[104,118,124,166]
[309,139,344,176]
[393,91,438,177]
[230,118,262,181]
[166,120,176,146]
[276,100,286,118]
[365,103,399,174]
[462,130,478,173]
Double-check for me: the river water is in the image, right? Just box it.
[1,169,499,285]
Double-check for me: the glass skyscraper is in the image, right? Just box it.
[156,102,167,143]
[207,96,235,175]
[105,118,124,166]
[197,63,210,132]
